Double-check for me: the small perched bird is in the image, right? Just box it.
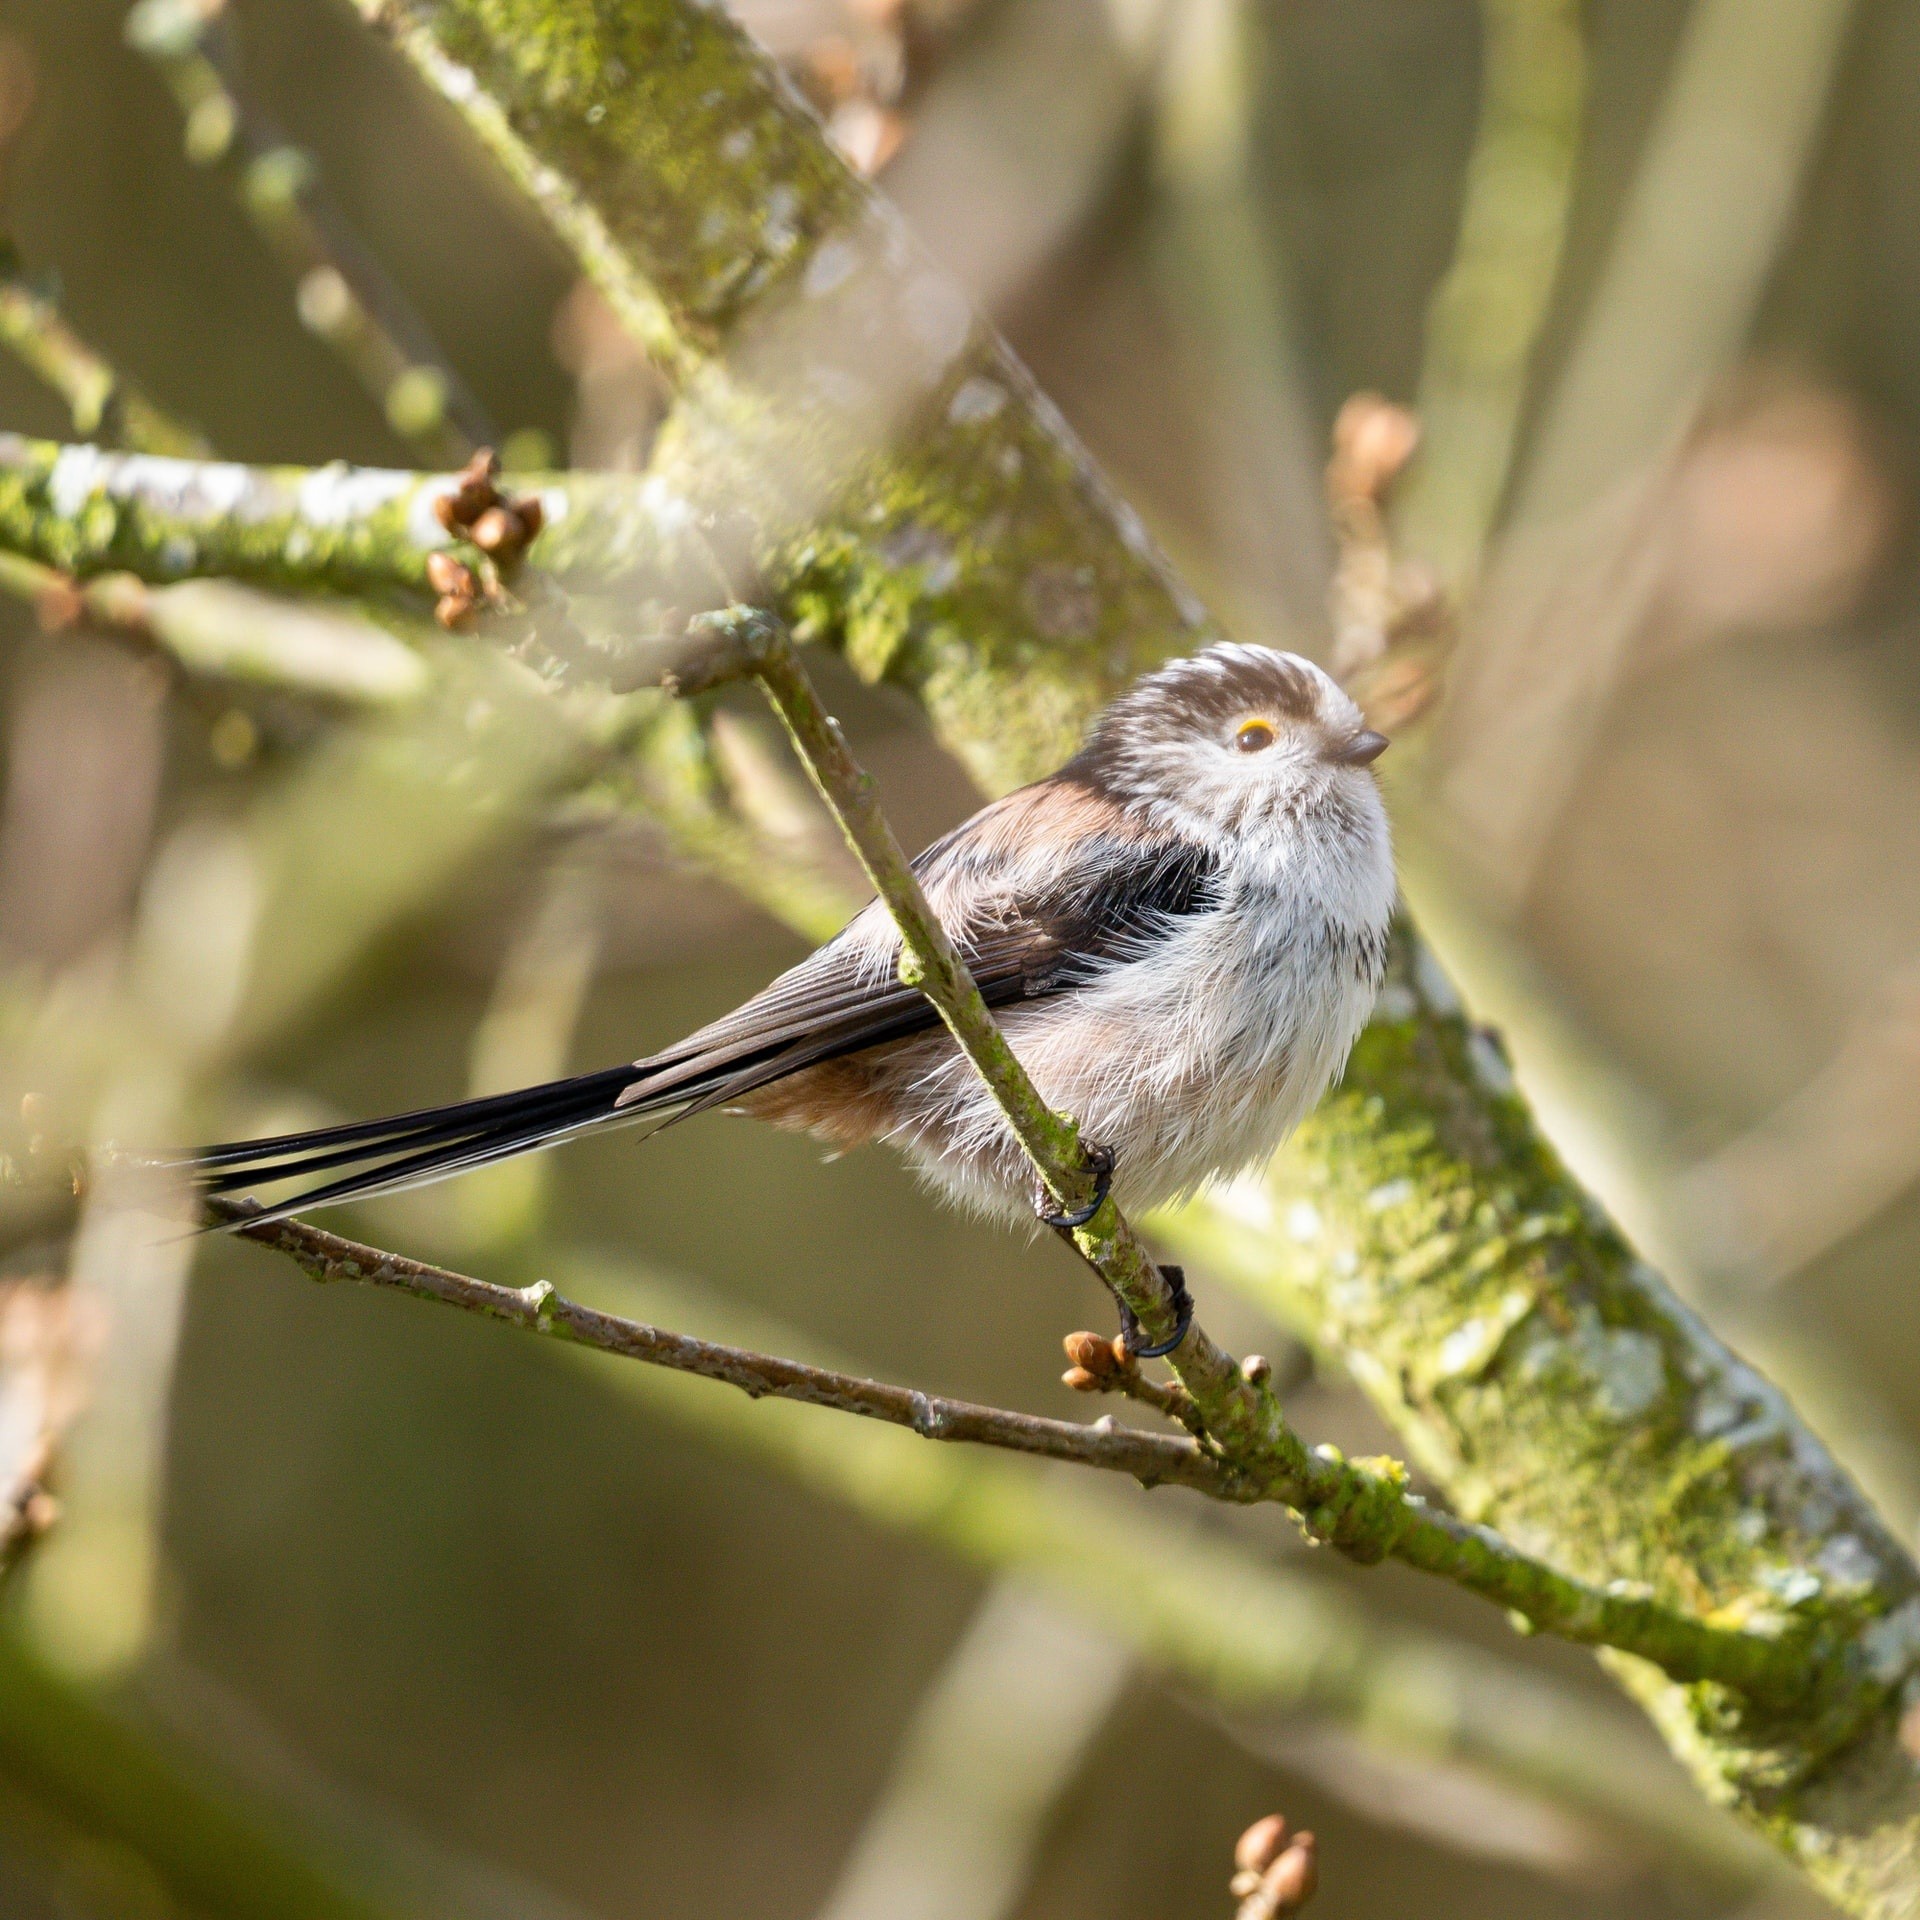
[194,645,1394,1257]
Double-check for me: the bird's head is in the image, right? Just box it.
[1067,644,1389,848]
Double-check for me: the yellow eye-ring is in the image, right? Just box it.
[1235,719,1276,753]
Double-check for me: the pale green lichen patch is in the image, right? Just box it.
[371,0,864,362]
[0,435,445,595]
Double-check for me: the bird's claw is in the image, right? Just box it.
[1034,1142,1115,1231]
[1118,1262,1194,1360]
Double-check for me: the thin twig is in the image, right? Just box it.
[125,0,491,463]
[209,1199,1815,1700]
[210,1199,1216,1491]
[0,265,208,457]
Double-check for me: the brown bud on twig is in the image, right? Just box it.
[1329,393,1419,509]
[1062,1329,1126,1382]
[513,493,543,542]
[1236,1814,1289,1875]
[426,550,477,598]
[1232,1817,1317,1917]
[434,591,478,631]
[1241,1354,1272,1387]
[469,505,521,555]
[434,446,502,533]
[1062,1366,1101,1393]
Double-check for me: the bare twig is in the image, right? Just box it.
[1059,1326,1204,1432]
[211,1198,1217,1491]
[208,1198,1815,1699]
[0,263,208,457]
[124,0,490,463]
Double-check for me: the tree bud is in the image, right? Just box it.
[1258,1836,1317,1912]
[469,506,520,554]
[1235,1814,1289,1874]
[426,550,476,597]
[1063,1329,1119,1376]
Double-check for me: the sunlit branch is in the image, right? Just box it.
[214,1197,1813,1700]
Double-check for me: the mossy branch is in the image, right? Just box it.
[209,1196,1807,1700]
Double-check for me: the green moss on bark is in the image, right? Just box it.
[0,435,443,595]
[1161,930,1920,1890]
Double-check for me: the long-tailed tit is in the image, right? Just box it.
[193,644,1394,1320]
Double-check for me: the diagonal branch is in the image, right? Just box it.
[0,265,209,458]
[210,1197,1811,1700]
[126,0,492,462]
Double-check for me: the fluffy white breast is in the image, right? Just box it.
[893,768,1395,1224]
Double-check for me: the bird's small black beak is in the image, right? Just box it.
[1331,728,1390,767]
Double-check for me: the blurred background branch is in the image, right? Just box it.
[124,0,491,462]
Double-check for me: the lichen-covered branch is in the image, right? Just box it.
[210,1198,1806,1698]
[0,433,764,640]
[0,551,431,705]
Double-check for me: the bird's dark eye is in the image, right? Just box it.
[1235,719,1276,753]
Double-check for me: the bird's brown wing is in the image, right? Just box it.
[624,776,1220,1112]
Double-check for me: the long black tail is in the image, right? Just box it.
[187,1064,661,1229]
[184,909,1008,1229]
[184,964,966,1228]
